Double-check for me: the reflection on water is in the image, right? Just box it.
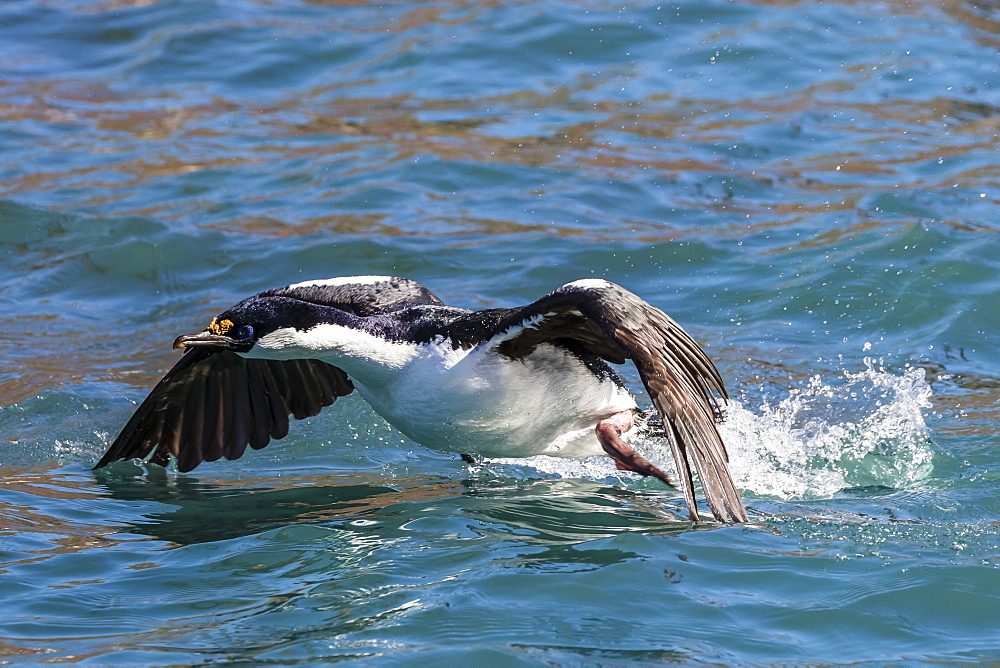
[0,461,725,661]
[92,468,466,545]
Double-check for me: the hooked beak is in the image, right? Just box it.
[173,331,235,350]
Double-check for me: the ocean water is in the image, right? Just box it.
[1,0,999,663]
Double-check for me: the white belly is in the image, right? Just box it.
[351,341,637,459]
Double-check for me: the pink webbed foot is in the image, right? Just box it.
[596,410,676,488]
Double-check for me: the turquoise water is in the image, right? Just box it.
[1,0,999,663]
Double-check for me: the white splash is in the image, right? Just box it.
[484,361,935,501]
[721,362,934,499]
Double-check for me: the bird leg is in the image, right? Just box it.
[596,411,676,488]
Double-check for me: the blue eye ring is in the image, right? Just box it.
[235,324,254,340]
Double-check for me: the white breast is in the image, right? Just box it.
[245,324,637,458]
[349,339,637,459]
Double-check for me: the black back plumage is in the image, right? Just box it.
[262,276,444,316]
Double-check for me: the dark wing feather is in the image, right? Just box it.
[95,348,354,472]
[495,280,746,523]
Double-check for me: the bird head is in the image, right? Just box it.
[172,293,360,359]
[173,313,259,354]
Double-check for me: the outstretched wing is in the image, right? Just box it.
[493,279,746,523]
[95,348,354,472]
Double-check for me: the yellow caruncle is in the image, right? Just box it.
[208,317,234,336]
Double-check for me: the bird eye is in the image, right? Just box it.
[235,325,255,340]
